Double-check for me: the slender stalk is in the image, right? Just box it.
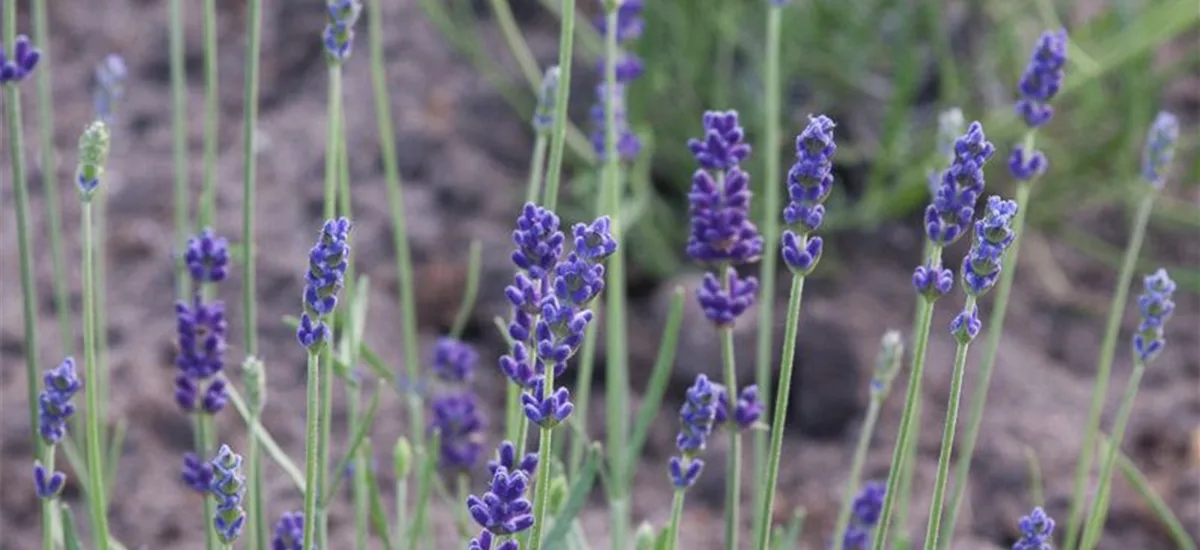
[538,0,575,212]
[1080,361,1146,549]
[349,386,370,550]
[197,414,218,550]
[318,348,333,550]
[95,176,111,482]
[169,0,192,299]
[241,0,266,547]
[198,0,219,229]
[300,352,322,550]
[366,0,423,447]
[32,0,73,356]
[487,0,543,89]
[872,244,943,550]
[81,202,111,550]
[922,295,977,549]
[1061,191,1157,550]
[41,450,57,550]
[525,136,549,204]
[394,477,409,547]
[939,179,1034,547]
[754,274,807,549]
[408,433,439,550]
[568,318,598,474]
[891,397,919,550]
[752,8,784,547]
[719,313,741,550]
[667,490,685,550]
[830,398,885,550]
[527,424,554,550]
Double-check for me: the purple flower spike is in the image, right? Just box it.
[696,267,758,326]
[1015,29,1068,128]
[913,262,954,300]
[175,295,228,413]
[554,253,607,306]
[925,122,996,247]
[210,444,246,544]
[182,452,214,494]
[670,374,718,489]
[511,203,565,279]
[467,465,535,535]
[0,35,41,85]
[33,461,66,499]
[961,196,1019,298]
[688,110,752,171]
[39,358,81,444]
[783,115,837,234]
[468,529,520,550]
[499,341,539,389]
[1013,507,1055,550]
[715,384,765,430]
[323,0,362,63]
[572,216,618,262]
[522,377,574,428]
[1141,111,1180,189]
[590,83,642,161]
[427,392,485,471]
[951,305,982,343]
[842,481,886,549]
[432,337,479,383]
[781,232,824,276]
[271,511,305,550]
[298,217,352,350]
[1008,146,1047,182]
[487,440,538,479]
[590,0,644,161]
[185,228,230,283]
[1133,268,1175,364]
[687,168,764,264]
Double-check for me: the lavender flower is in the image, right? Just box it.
[210,444,246,544]
[1012,507,1055,550]
[713,384,764,430]
[38,358,81,444]
[841,481,886,549]
[323,0,362,63]
[487,440,538,478]
[468,530,520,550]
[950,305,983,344]
[961,196,1019,297]
[432,337,479,383]
[521,376,574,428]
[33,461,66,499]
[1015,29,1067,128]
[782,114,837,275]
[427,392,485,471]
[532,67,560,134]
[924,122,996,248]
[1008,146,1047,182]
[686,110,763,266]
[298,217,352,350]
[271,511,304,550]
[92,54,128,124]
[75,120,111,199]
[669,374,718,489]
[175,295,228,413]
[185,228,230,283]
[591,0,644,161]
[696,267,758,326]
[1133,269,1175,364]
[913,262,954,300]
[1141,111,1180,189]
[0,35,41,85]
[182,452,214,493]
[467,465,535,535]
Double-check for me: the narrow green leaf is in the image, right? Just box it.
[450,241,483,339]
[323,387,382,507]
[60,503,83,550]
[104,417,127,506]
[543,443,601,548]
[362,439,397,550]
[625,285,685,480]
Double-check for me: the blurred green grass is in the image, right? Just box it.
[422,0,1199,289]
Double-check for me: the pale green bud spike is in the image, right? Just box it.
[75,120,111,201]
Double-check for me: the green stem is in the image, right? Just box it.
[487,0,543,90]
[318,347,333,550]
[95,178,110,487]
[830,398,884,550]
[198,0,219,229]
[939,179,1034,548]
[4,20,45,494]
[568,317,598,474]
[1061,191,1157,550]
[32,0,72,356]
[366,0,423,448]
[667,490,685,550]
[247,409,266,550]
[754,273,807,550]
[242,2,265,547]
[349,386,369,550]
[526,135,549,204]
[1080,362,1146,549]
[82,202,111,550]
[893,241,935,550]
[41,450,57,550]
[752,8,783,548]
[872,245,943,550]
[408,433,439,550]
[394,477,409,547]
[538,0,575,212]
[169,0,191,299]
[301,352,322,550]
[197,414,218,550]
[720,321,741,550]
[527,423,555,550]
[922,296,977,549]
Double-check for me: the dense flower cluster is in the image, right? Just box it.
[487,440,538,479]
[499,204,615,428]
[323,0,362,63]
[428,390,485,471]
[1015,29,1067,128]
[210,444,246,544]
[467,464,535,536]
[1012,507,1055,550]
[669,374,718,489]
[271,511,304,550]
[841,482,886,549]
[961,196,1019,298]
[591,0,644,160]
[781,115,837,275]
[33,461,66,500]
[1141,111,1180,189]
[38,358,81,444]
[92,54,128,124]
[1133,268,1175,364]
[297,218,352,350]
[0,34,41,85]
[713,384,764,430]
[175,229,231,414]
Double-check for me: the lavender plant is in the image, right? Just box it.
[665,374,719,546]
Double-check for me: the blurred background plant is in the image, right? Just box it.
[419,0,1198,288]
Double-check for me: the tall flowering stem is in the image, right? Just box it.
[755,115,834,549]
[35,358,82,550]
[1061,111,1177,550]
[198,0,219,229]
[751,4,785,543]
[169,0,191,298]
[1080,269,1175,548]
[76,120,114,550]
[924,196,1019,548]
[665,375,720,547]
[539,0,575,211]
[830,332,903,550]
[872,122,995,550]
